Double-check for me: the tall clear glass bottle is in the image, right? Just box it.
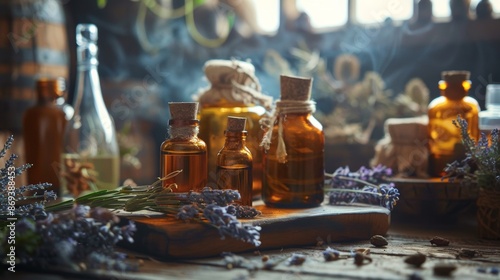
[195,59,272,194]
[262,75,324,208]
[23,77,67,195]
[160,102,207,192]
[61,24,120,197]
[216,116,253,206]
[428,71,480,177]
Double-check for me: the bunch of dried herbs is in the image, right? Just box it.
[443,116,500,190]
[325,165,399,211]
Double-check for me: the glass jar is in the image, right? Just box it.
[261,75,324,208]
[195,59,272,195]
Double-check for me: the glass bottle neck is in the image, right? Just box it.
[223,131,247,149]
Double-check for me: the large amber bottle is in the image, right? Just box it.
[195,59,272,194]
[23,78,67,195]
[160,102,208,192]
[216,116,253,206]
[428,71,480,177]
[261,75,324,208]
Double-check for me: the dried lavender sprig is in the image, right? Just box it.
[325,165,399,211]
[0,135,57,218]
[203,204,261,247]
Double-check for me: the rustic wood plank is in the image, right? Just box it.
[119,204,390,260]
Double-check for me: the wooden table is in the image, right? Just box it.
[10,211,500,280]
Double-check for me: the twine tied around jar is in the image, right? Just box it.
[260,100,316,163]
[168,125,199,139]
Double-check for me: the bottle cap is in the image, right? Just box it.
[486,84,500,109]
[442,70,470,83]
[169,102,199,120]
[226,116,246,132]
[36,77,65,99]
[280,75,312,101]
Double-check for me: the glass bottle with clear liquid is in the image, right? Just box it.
[262,75,324,208]
[428,71,480,177]
[61,24,120,197]
[160,102,208,192]
[216,116,253,206]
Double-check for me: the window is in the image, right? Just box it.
[252,0,280,34]
[434,0,500,19]
[296,0,348,29]
[355,0,413,24]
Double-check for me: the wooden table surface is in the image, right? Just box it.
[10,212,500,280]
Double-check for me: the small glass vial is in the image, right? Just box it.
[479,84,500,138]
[160,102,207,192]
[23,78,67,195]
[428,71,480,177]
[195,59,272,194]
[216,116,253,206]
[261,75,324,208]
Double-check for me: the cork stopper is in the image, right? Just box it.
[280,75,312,101]
[226,116,246,132]
[168,102,198,120]
[442,70,470,83]
[36,77,65,99]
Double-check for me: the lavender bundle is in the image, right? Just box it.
[325,165,399,211]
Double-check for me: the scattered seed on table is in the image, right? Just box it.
[370,235,388,247]
[430,236,450,246]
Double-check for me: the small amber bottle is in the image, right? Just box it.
[160,102,208,192]
[428,71,480,177]
[261,75,325,208]
[216,116,253,206]
[23,77,67,195]
[195,59,272,194]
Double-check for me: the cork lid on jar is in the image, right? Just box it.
[36,77,65,100]
[440,70,471,100]
[280,75,312,101]
[168,102,199,124]
[226,116,247,132]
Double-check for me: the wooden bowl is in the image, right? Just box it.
[390,177,478,222]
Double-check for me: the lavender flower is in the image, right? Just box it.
[323,247,340,261]
[226,204,262,219]
[203,204,261,246]
[0,136,57,217]
[177,204,201,221]
[444,116,500,190]
[326,165,399,211]
[287,253,306,265]
[179,187,241,206]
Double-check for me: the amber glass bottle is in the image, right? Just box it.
[262,75,324,208]
[216,117,253,206]
[428,71,480,177]
[23,77,67,195]
[195,59,271,194]
[160,102,208,192]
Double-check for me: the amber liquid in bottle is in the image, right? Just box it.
[428,75,479,177]
[160,150,208,192]
[262,114,325,208]
[200,105,264,193]
[216,129,253,206]
[23,78,67,195]
[160,120,208,192]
